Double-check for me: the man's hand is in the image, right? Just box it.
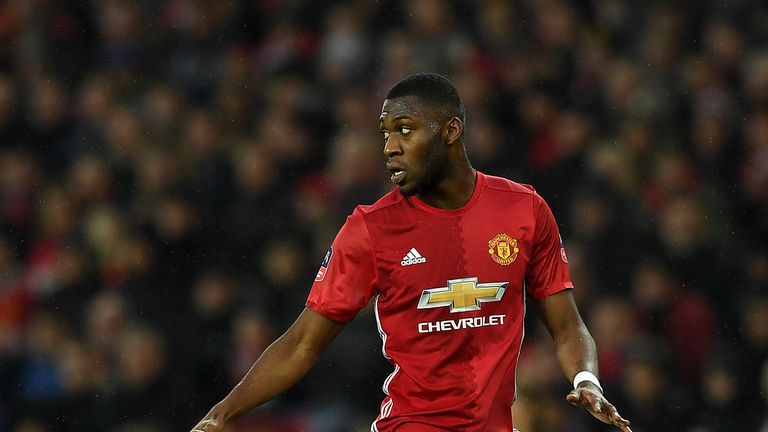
[566,384,632,432]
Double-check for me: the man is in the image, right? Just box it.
[191,73,632,431]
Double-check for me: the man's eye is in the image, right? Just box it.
[400,126,412,135]
[382,131,390,140]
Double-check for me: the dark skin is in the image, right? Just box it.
[191,96,631,432]
[541,291,632,431]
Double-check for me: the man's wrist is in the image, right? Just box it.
[573,371,603,393]
[210,400,236,422]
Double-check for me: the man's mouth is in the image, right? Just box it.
[391,169,405,184]
[387,162,406,185]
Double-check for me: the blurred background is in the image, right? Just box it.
[0,0,766,431]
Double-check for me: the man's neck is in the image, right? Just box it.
[416,161,477,210]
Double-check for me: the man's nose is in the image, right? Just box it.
[383,135,402,157]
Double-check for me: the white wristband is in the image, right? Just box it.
[573,371,603,393]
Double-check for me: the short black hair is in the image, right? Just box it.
[385,73,465,123]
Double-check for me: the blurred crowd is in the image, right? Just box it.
[0,0,766,431]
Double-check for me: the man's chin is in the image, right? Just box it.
[397,183,418,196]
[398,178,433,197]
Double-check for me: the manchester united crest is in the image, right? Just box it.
[488,233,519,266]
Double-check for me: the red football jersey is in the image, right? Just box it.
[306,172,573,431]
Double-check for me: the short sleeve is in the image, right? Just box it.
[306,208,377,323]
[525,192,574,300]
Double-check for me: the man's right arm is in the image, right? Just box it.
[190,307,345,432]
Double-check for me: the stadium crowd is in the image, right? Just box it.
[0,0,766,431]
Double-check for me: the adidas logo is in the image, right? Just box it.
[401,248,427,266]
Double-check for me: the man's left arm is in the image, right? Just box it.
[536,289,632,432]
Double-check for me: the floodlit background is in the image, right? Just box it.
[0,0,766,431]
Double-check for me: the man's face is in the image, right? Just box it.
[379,96,447,196]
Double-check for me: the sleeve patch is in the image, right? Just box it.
[559,234,568,263]
[314,247,333,282]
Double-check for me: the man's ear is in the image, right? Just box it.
[444,117,463,145]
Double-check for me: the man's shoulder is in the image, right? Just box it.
[353,188,406,217]
[481,172,537,196]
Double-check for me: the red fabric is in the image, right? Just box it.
[667,290,716,385]
[0,276,32,327]
[25,239,60,295]
[528,129,559,171]
[307,172,573,431]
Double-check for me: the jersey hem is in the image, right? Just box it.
[530,284,573,301]
[305,301,354,323]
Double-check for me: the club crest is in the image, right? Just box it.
[488,233,519,266]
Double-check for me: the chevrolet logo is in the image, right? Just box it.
[417,277,508,313]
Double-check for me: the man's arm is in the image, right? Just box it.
[536,289,632,432]
[190,308,345,432]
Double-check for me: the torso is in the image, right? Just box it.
[308,172,572,432]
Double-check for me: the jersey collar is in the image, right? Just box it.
[408,171,485,216]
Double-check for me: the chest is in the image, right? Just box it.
[371,205,536,304]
